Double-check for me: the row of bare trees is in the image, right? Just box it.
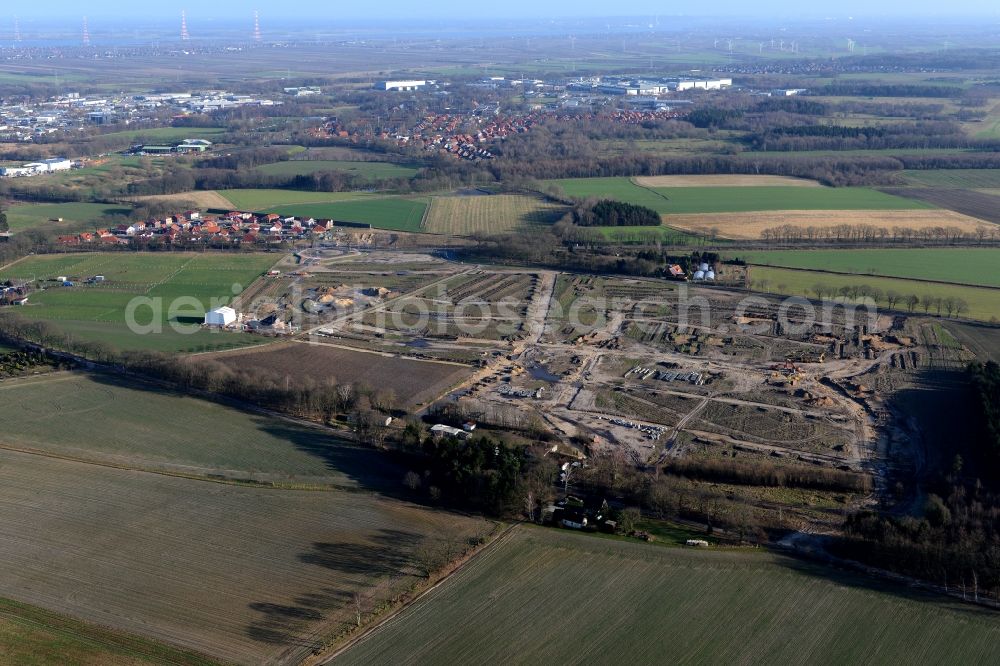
[759,223,999,244]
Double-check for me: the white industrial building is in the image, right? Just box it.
[377,80,427,92]
[673,78,732,92]
[0,157,72,178]
[204,306,237,327]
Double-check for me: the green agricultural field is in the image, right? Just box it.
[337,527,1000,665]
[0,372,382,484]
[217,189,373,210]
[3,202,133,233]
[255,159,420,180]
[585,225,710,245]
[0,252,276,352]
[270,197,429,232]
[0,596,218,665]
[423,194,565,235]
[748,265,1000,321]
[903,169,1000,188]
[734,248,1000,288]
[545,177,668,210]
[544,178,929,214]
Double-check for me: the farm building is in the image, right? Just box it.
[430,424,468,439]
[205,306,237,327]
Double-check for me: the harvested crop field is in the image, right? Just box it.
[634,175,820,187]
[881,187,1000,224]
[134,190,238,210]
[0,449,491,665]
[422,194,565,235]
[336,527,1000,665]
[212,342,473,408]
[666,209,987,240]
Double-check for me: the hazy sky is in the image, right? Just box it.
[8,1,999,20]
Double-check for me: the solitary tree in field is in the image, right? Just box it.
[956,298,970,318]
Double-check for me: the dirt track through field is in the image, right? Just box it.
[666,209,988,240]
[634,175,820,187]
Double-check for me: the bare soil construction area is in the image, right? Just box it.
[0,449,490,665]
[666,209,988,239]
[213,342,473,408]
[634,175,820,187]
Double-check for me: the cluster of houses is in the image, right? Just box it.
[0,284,29,307]
[56,210,342,247]
[316,106,684,162]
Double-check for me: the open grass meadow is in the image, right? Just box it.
[0,252,277,352]
[0,596,219,666]
[748,265,1000,321]
[269,197,429,232]
[3,202,133,233]
[255,159,420,180]
[543,177,931,214]
[422,194,565,235]
[336,527,1000,665]
[734,248,1000,288]
[0,372,494,663]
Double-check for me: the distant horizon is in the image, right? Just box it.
[4,6,1000,22]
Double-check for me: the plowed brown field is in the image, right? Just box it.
[213,342,472,408]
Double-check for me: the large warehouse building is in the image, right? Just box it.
[377,80,427,91]
[204,306,237,327]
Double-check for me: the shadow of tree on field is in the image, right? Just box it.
[252,419,408,493]
[245,528,426,648]
[774,549,1000,621]
[299,528,425,576]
